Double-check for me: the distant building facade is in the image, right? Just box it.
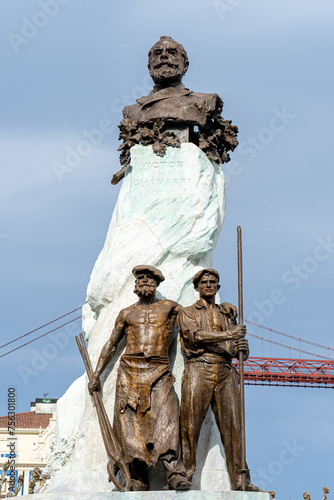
[0,398,57,497]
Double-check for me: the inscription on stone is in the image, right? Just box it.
[131,155,194,193]
[143,160,183,169]
[133,178,192,189]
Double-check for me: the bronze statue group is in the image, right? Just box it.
[88,265,259,492]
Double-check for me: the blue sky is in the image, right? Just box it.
[1,0,334,497]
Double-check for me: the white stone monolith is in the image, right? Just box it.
[48,143,230,494]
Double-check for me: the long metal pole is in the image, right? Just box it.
[237,226,247,491]
[76,333,131,491]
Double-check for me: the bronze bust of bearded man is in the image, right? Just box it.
[112,36,238,184]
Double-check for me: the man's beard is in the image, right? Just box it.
[134,283,156,297]
[149,63,183,85]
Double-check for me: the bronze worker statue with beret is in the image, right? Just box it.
[177,268,259,491]
[88,265,190,492]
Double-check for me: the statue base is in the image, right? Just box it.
[24,491,271,500]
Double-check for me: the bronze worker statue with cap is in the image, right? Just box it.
[177,268,259,491]
[88,265,190,491]
[112,35,238,184]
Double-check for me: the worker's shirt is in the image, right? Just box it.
[177,300,239,364]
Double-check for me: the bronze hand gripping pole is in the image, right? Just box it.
[76,333,131,491]
[237,226,248,491]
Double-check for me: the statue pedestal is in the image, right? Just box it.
[24,491,271,500]
[49,144,229,493]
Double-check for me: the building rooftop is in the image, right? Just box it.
[0,411,52,429]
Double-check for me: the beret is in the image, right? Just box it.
[192,268,220,287]
[132,265,165,284]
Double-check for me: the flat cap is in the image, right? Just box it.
[132,265,165,284]
[192,268,220,287]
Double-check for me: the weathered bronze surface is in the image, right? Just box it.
[112,36,238,184]
[177,269,259,491]
[88,265,190,491]
[28,467,42,494]
[13,474,23,496]
[237,225,248,490]
[76,332,131,491]
[323,487,330,500]
[0,461,9,491]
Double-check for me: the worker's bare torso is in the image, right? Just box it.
[122,299,179,358]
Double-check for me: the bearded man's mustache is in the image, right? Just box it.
[134,283,156,297]
[153,62,179,69]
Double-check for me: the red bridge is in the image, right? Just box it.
[233,357,334,388]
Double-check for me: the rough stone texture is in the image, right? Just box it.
[49,144,228,493]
